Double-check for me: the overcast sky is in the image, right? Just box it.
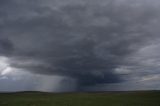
[0,0,160,92]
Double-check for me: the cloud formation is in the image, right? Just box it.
[0,0,160,91]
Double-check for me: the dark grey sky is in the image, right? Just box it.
[0,0,160,92]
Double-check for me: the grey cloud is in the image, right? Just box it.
[0,0,160,91]
[0,38,14,56]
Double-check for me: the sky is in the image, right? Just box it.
[0,0,160,92]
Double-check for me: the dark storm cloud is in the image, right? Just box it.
[0,38,14,56]
[1,0,160,91]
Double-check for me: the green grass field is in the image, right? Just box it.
[0,91,160,106]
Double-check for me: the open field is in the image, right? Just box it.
[0,91,160,106]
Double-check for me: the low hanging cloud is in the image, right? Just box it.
[1,0,160,91]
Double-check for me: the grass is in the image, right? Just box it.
[0,91,160,106]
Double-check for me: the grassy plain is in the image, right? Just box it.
[0,91,160,106]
